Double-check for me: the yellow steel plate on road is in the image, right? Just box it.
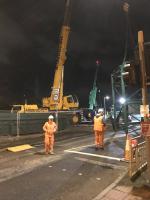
[7,144,34,152]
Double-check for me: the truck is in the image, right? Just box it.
[42,0,79,110]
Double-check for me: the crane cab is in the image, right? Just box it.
[63,95,79,110]
[42,95,79,110]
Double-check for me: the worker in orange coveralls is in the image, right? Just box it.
[93,109,106,150]
[43,115,57,155]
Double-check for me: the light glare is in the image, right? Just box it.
[119,97,126,104]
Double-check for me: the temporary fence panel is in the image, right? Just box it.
[129,136,147,178]
[141,122,150,137]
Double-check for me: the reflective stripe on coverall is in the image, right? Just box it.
[94,116,105,147]
[43,121,57,153]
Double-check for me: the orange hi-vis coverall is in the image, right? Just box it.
[93,115,105,148]
[43,121,57,154]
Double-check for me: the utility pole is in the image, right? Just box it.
[138,31,148,106]
[121,1,129,136]
[138,30,150,180]
[120,64,128,135]
[111,74,117,131]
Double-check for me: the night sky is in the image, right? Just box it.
[0,0,150,108]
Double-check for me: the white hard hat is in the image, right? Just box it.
[98,108,104,113]
[48,115,54,119]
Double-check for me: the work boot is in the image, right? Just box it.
[100,146,104,150]
[95,146,99,151]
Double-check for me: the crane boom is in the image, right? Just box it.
[42,0,79,110]
[89,62,100,110]
[50,0,71,110]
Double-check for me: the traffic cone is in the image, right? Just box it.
[124,134,131,161]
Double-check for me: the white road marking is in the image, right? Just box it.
[74,157,126,170]
[64,149,124,161]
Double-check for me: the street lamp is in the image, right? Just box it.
[104,96,110,119]
[119,97,126,104]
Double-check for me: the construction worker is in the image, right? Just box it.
[43,115,57,155]
[93,109,106,150]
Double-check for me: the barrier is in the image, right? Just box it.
[129,136,147,178]
[125,135,131,161]
[125,135,138,162]
[0,111,76,135]
[141,122,150,137]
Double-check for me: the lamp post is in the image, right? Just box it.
[104,96,110,119]
[119,97,126,105]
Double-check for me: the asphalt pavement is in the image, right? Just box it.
[0,124,150,200]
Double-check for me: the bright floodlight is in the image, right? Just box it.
[119,97,126,104]
[105,96,110,100]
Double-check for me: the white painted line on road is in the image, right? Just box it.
[92,170,128,200]
[64,150,124,161]
[74,157,126,170]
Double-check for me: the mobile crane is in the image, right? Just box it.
[42,0,79,110]
[81,60,100,123]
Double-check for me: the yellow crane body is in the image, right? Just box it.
[42,0,79,110]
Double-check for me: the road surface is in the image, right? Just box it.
[0,125,128,200]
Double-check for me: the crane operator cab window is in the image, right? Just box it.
[72,95,78,103]
[11,105,22,113]
[67,96,74,103]
[67,95,78,104]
